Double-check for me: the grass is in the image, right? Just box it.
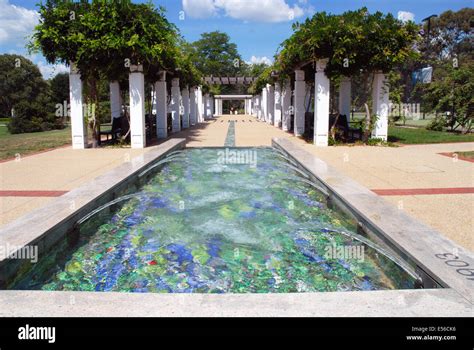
[0,126,71,160]
[388,126,474,144]
[394,119,431,128]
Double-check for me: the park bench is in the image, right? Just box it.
[98,116,123,145]
[330,114,363,141]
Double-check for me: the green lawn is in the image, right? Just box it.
[0,126,71,160]
[394,119,431,128]
[388,126,474,144]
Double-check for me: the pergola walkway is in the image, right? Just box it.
[1,114,473,251]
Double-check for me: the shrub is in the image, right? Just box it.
[367,137,385,146]
[426,116,447,131]
[389,115,403,126]
[7,95,62,134]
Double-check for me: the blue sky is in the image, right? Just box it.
[1,0,472,77]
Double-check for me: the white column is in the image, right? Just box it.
[339,76,351,122]
[110,81,122,120]
[155,71,167,139]
[372,72,389,140]
[129,65,146,148]
[214,98,219,116]
[210,95,214,117]
[196,86,203,122]
[151,89,156,115]
[170,78,181,133]
[69,65,87,149]
[314,59,330,147]
[256,95,262,119]
[274,82,282,127]
[203,94,208,120]
[281,80,292,131]
[182,87,190,129]
[202,94,207,119]
[262,88,267,121]
[204,94,212,119]
[266,84,275,124]
[189,87,197,126]
[294,69,305,136]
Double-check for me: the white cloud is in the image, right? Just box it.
[8,50,69,79]
[248,55,272,65]
[0,0,39,47]
[36,61,69,79]
[397,11,415,23]
[182,0,218,19]
[0,1,68,79]
[183,0,305,22]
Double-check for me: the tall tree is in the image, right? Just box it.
[49,72,70,106]
[0,54,47,118]
[412,8,473,133]
[421,8,474,61]
[189,31,242,77]
[188,31,251,94]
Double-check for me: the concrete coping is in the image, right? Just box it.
[0,288,472,317]
[272,137,474,305]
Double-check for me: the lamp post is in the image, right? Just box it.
[421,14,438,120]
[421,14,438,37]
[451,56,458,130]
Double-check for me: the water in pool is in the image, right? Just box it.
[13,148,419,293]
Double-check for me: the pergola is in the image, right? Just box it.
[204,76,257,85]
[246,9,417,147]
[248,62,389,147]
[70,66,216,150]
[205,77,255,114]
[214,95,253,115]
[69,74,261,149]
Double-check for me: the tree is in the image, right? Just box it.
[0,54,47,118]
[8,91,62,134]
[411,8,473,133]
[188,31,250,94]
[49,72,69,106]
[0,54,64,133]
[189,31,242,77]
[420,8,473,62]
[416,60,473,133]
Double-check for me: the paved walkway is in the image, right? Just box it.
[1,114,473,251]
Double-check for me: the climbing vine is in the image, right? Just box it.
[253,7,419,88]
